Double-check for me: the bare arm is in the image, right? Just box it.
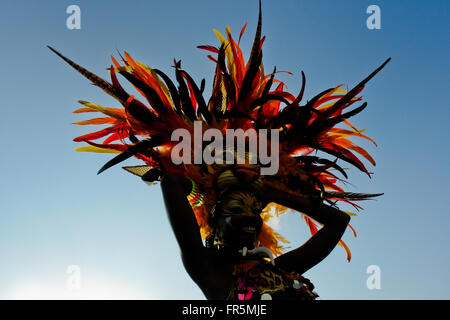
[264,186,350,274]
[160,173,205,273]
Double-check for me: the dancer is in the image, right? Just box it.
[49,1,388,300]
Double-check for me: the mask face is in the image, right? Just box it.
[214,190,264,250]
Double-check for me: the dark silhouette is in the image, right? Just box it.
[160,172,350,300]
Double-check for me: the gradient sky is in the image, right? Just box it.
[0,0,449,299]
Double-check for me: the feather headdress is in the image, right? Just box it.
[49,1,388,261]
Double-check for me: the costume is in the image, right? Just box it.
[228,258,318,300]
[49,1,388,299]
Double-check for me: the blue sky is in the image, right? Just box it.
[0,0,449,299]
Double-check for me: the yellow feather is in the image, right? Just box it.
[78,101,126,121]
[213,28,235,77]
[73,117,116,125]
[74,146,121,154]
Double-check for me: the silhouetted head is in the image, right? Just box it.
[210,168,264,250]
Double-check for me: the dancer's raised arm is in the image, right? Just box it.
[264,186,350,274]
[160,173,205,258]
